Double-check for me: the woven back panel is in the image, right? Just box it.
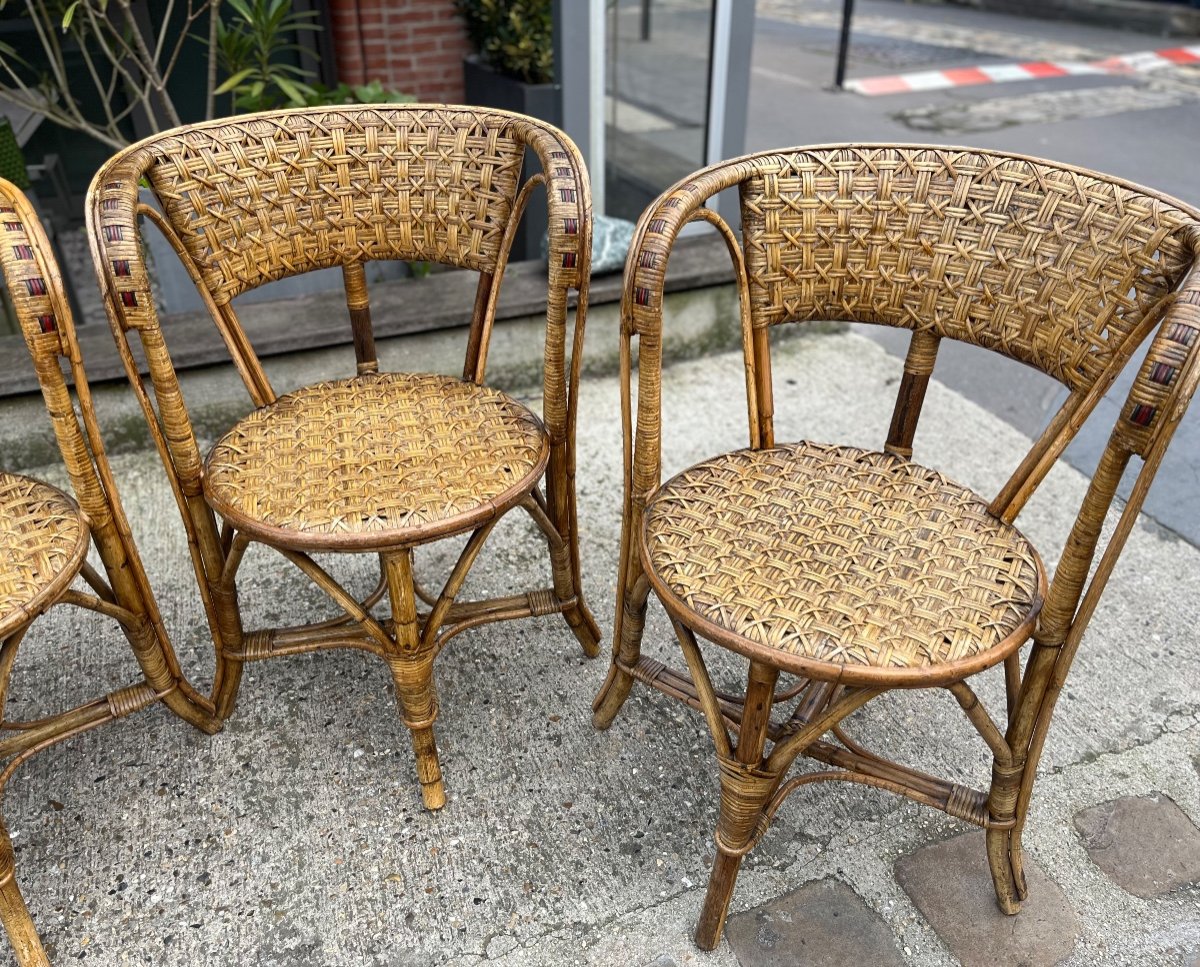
[738,147,1197,391]
[142,108,527,304]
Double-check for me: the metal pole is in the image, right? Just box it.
[834,0,855,90]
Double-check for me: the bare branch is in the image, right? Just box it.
[81,3,150,106]
[75,32,120,134]
[206,0,221,119]
[154,0,178,64]
[115,0,182,127]
[161,1,210,86]
[0,84,127,150]
[22,1,72,107]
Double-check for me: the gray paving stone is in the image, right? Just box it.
[895,831,1078,967]
[725,877,905,967]
[1074,793,1200,899]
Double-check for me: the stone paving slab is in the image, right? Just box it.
[725,878,905,967]
[1074,793,1200,899]
[895,831,1079,967]
[2,331,1199,965]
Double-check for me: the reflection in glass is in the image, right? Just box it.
[605,0,715,221]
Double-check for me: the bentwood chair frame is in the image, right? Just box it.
[0,179,221,966]
[592,144,1200,948]
[88,106,600,811]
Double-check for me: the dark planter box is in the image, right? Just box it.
[463,56,561,263]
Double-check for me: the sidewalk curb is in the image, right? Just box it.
[947,0,1200,38]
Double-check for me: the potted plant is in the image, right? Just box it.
[456,0,557,261]
[0,0,422,314]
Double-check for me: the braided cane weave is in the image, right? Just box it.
[141,109,523,303]
[0,474,88,639]
[204,373,549,550]
[641,444,1044,686]
[736,146,1194,391]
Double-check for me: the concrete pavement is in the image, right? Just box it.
[4,329,1199,965]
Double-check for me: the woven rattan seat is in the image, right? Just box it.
[204,373,549,551]
[641,443,1044,687]
[0,473,89,639]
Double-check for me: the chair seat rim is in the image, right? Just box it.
[202,374,551,553]
[638,443,1048,688]
[0,472,90,639]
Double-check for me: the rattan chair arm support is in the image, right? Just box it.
[0,175,224,966]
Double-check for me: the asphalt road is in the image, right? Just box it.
[746,0,1200,545]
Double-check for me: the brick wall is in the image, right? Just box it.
[328,0,471,103]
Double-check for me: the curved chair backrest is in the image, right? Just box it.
[103,107,580,301]
[87,105,591,493]
[0,178,170,635]
[733,147,1193,390]
[619,144,1200,730]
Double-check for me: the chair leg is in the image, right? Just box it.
[695,661,780,950]
[560,587,601,659]
[544,512,601,658]
[592,565,650,729]
[986,759,1028,914]
[0,820,49,967]
[383,551,445,811]
[560,505,601,658]
[986,827,1026,914]
[121,614,222,735]
[211,654,245,723]
[526,488,601,658]
[209,583,246,722]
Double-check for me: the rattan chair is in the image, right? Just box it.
[0,179,221,966]
[592,144,1200,948]
[88,106,599,811]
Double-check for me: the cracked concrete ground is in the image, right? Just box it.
[3,329,1199,965]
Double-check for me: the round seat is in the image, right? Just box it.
[640,443,1046,687]
[0,472,89,638]
[203,373,550,551]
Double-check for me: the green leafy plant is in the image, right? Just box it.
[213,0,320,112]
[455,0,553,85]
[303,80,415,108]
[0,0,413,149]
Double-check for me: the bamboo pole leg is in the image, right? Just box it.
[208,569,247,722]
[558,523,601,658]
[160,683,222,736]
[384,551,445,811]
[211,653,244,723]
[592,570,651,729]
[123,614,221,735]
[521,493,600,657]
[695,660,780,950]
[0,820,48,967]
[543,493,600,656]
[986,827,1025,914]
[985,760,1027,914]
[561,595,601,658]
[592,665,633,730]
